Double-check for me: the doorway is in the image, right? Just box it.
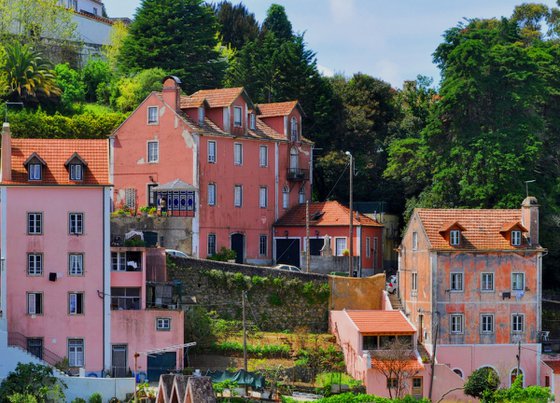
[230,233,245,263]
[112,345,128,377]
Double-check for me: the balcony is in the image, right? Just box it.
[287,168,309,181]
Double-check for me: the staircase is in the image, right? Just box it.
[388,292,403,311]
[6,332,67,376]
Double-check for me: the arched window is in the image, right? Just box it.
[290,147,298,170]
[291,117,298,141]
[452,368,463,379]
[511,368,524,386]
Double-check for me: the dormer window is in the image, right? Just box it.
[198,107,205,126]
[70,164,83,181]
[511,230,522,246]
[234,106,242,127]
[500,222,527,247]
[250,113,256,130]
[29,163,42,180]
[24,153,46,182]
[290,117,298,142]
[450,230,461,246]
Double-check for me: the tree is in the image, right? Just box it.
[213,1,259,50]
[370,338,420,399]
[463,367,500,399]
[119,0,226,93]
[0,363,66,403]
[262,4,293,41]
[54,63,85,111]
[81,58,113,103]
[102,20,128,74]
[484,374,553,402]
[110,68,166,112]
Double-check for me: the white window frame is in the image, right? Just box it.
[450,230,461,246]
[512,272,525,291]
[298,188,305,204]
[335,238,347,256]
[450,272,463,292]
[208,183,216,206]
[259,186,268,208]
[250,113,256,130]
[259,235,267,256]
[68,339,84,367]
[365,237,371,258]
[481,272,494,291]
[69,253,84,276]
[111,252,126,271]
[511,230,522,246]
[234,143,243,165]
[481,314,494,334]
[147,106,158,124]
[28,212,42,235]
[147,141,159,163]
[450,314,464,334]
[290,117,298,141]
[207,234,216,256]
[259,145,268,167]
[69,292,84,315]
[412,232,418,250]
[234,185,242,207]
[208,140,217,163]
[198,107,205,125]
[70,164,83,181]
[156,317,171,331]
[27,292,42,315]
[282,187,289,209]
[412,272,418,292]
[512,313,524,333]
[27,253,43,276]
[69,213,83,235]
[28,163,42,181]
[233,106,243,127]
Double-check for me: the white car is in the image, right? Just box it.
[273,264,302,273]
[165,249,189,259]
[386,274,398,294]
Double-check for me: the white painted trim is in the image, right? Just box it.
[274,143,279,221]
[192,135,200,258]
[103,187,111,372]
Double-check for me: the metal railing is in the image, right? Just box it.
[8,331,65,367]
[287,168,309,181]
[111,296,141,310]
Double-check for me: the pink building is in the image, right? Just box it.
[111,77,313,265]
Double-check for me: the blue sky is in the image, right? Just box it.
[105,0,558,88]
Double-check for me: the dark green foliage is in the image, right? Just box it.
[262,4,293,41]
[211,340,290,357]
[213,1,259,50]
[0,363,66,403]
[88,393,102,403]
[464,367,500,399]
[282,392,430,402]
[119,0,225,93]
[54,63,85,111]
[81,59,112,103]
[484,374,553,402]
[208,247,237,261]
[71,399,86,403]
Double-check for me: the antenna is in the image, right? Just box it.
[525,180,536,198]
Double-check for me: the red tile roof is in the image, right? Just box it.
[346,310,416,335]
[3,139,109,185]
[274,201,383,227]
[186,87,245,108]
[371,357,424,372]
[416,209,535,251]
[257,101,299,117]
[544,361,560,374]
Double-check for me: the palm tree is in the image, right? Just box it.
[3,42,60,103]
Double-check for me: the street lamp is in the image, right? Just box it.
[345,151,353,276]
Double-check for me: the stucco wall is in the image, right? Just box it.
[329,274,385,311]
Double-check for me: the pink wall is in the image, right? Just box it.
[5,186,106,372]
[111,309,184,372]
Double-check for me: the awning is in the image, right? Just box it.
[153,179,197,192]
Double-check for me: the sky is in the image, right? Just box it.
[104,0,559,88]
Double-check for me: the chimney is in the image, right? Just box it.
[1,122,12,182]
[521,196,539,247]
[161,75,182,112]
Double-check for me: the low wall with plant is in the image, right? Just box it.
[167,258,330,332]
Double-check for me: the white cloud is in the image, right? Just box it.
[317,64,335,77]
[329,0,356,24]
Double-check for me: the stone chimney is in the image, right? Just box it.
[1,122,12,182]
[521,196,539,247]
[161,75,182,112]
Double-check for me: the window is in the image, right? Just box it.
[412,272,418,292]
[198,107,205,125]
[259,235,267,256]
[481,272,494,291]
[512,272,525,291]
[450,314,463,334]
[27,292,43,315]
[291,117,298,141]
[208,141,217,163]
[147,183,158,207]
[69,254,83,276]
[234,106,242,127]
[453,369,464,378]
[147,106,158,124]
[511,368,523,386]
[27,213,42,235]
[412,378,422,389]
[68,339,84,367]
[290,147,298,170]
[208,234,216,256]
[69,164,83,181]
[250,113,256,130]
[511,230,522,246]
[234,185,242,207]
[335,238,347,256]
[69,213,83,235]
[28,163,42,180]
[156,317,171,331]
[299,188,305,204]
[450,272,463,291]
[450,230,461,245]
[147,141,159,163]
[366,237,371,258]
[282,187,289,209]
[412,232,418,250]
[111,287,141,310]
[69,293,84,315]
[387,378,398,389]
[259,145,268,167]
[208,183,216,206]
[27,254,42,276]
[373,238,378,269]
[481,314,494,334]
[234,143,243,165]
[112,252,125,271]
[259,187,268,208]
[512,314,524,333]
[124,188,136,209]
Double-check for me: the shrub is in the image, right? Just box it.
[54,63,85,111]
[0,363,66,403]
[88,392,102,403]
[81,58,112,102]
[464,367,500,399]
[72,398,86,403]
[110,68,166,112]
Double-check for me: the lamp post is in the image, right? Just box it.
[345,151,353,276]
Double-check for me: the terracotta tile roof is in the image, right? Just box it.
[3,139,109,185]
[346,310,416,335]
[179,94,207,109]
[257,101,299,117]
[544,360,560,374]
[187,87,245,108]
[371,357,424,372]
[274,201,383,227]
[416,209,535,251]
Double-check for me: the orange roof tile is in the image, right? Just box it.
[187,87,245,108]
[3,138,109,185]
[371,357,424,372]
[179,94,207,109]
[346,310,416,335]
[500,221,528,233]
[416,209,536,251]
[544,361,560,374]
[257,101,299,117]
[274,201,383,227]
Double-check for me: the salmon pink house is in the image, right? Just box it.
[111,76,313,265]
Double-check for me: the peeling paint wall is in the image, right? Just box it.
[329,274,385,310]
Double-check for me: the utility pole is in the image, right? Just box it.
[306,200,310,273]
[346,151,354,276]
[428,312,439,401]
[516,338,521,378]
[242,291,247,372]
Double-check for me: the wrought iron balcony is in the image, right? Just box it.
[287,168,309,181]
